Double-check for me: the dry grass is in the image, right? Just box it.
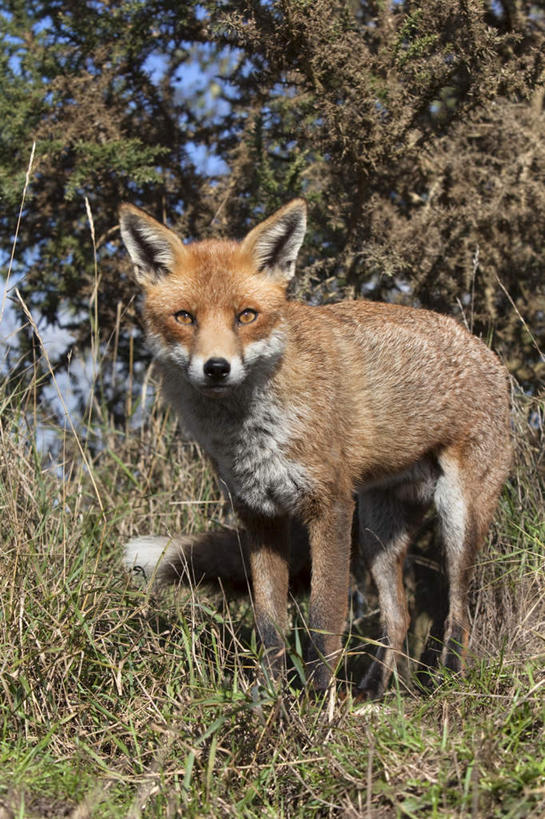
[0,300,544,818]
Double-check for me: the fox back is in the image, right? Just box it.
[120,199,512,697]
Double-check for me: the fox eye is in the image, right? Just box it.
[237,308,258,325]
[174,310,195,325]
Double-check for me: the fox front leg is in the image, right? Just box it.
[245,515,291,683]
[305,495,354,691]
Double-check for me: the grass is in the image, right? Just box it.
[1,333,544,818]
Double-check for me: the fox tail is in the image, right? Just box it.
[124,521,312,591]
[124,529,256,590]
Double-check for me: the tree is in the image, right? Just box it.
[209,0,545,384]
[2,0,544,414]
[1,0,219,416]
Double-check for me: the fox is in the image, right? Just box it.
[119,198,512,698]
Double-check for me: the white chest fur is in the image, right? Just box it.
[162,371,311,516]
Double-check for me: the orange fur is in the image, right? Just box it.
[120,199,512,696]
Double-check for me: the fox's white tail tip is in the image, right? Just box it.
[124,536,171,584]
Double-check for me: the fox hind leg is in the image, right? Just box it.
[421,444,508,682]
[430,448,505,676]
[356,488,427,700]
[430,454,473,674]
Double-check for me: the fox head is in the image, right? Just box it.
[119,199,307,397]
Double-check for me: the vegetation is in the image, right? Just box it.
[1,1,545,816]
[1,177,545,819]
[1,312,544,816]
[2,0,545,397]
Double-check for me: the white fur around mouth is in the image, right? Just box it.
[187,354,246,390]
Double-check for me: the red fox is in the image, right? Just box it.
[119,198,512,697]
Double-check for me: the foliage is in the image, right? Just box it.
[1,0,545,403]
[1,0,212,399]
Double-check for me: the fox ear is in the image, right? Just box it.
[119,204,187,285]
[241,199,307,282]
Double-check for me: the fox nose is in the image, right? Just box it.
[203,357,231,380]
